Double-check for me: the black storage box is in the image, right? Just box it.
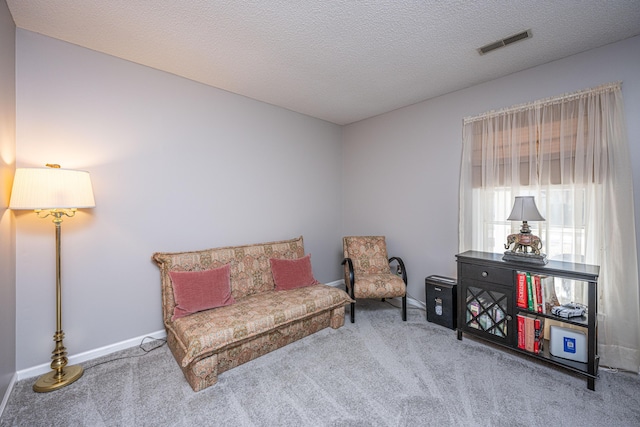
[425,275,457,330]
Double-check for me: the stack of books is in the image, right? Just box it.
[516,271,559,314]
[517,313,544,353]
[515,271,560,354]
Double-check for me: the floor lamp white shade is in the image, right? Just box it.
[9,167,95,210]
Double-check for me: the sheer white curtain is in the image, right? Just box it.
[459,82,640,373]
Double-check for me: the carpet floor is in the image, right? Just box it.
[2,299,639,426]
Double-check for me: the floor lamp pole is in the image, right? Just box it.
[33,211,84,392]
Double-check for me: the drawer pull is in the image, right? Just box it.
[481,271,488,277]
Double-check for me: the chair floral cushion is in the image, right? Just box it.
[351,273,406,299]
[343,236,392,275]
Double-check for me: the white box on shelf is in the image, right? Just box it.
[549,325,587,363]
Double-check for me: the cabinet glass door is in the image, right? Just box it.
[465,285,508,338]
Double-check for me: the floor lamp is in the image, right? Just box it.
[9,164,95,392]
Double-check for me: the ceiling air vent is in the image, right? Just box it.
[478,29,532,55]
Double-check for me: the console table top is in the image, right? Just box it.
[456,250,600,281]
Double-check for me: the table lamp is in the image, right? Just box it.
[503,196,547,264]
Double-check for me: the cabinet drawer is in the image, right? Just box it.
[460,262,512,285]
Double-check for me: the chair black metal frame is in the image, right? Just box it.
[341,256,407,323]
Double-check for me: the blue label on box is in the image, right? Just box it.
[564,337,577,354]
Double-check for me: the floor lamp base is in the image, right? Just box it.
[33,365,83,393]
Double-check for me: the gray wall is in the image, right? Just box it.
[0,0,16,404]
[9,26,640,375]
[14,30,343,370]
[343,35,640,308]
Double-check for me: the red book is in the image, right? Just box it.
[534,275,543,313]
[533,317,544,353]
[517,314,526,349]
[516,272,528,308]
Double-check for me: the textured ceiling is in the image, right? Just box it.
[6,1,640,125]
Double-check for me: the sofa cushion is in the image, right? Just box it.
[169,284,352,367]
[270,254,320,290]
[169,264,235,320]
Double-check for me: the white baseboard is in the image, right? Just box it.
[325,279,344,288]
[407,296,426,310]
[0,372,17,419]
[16,329,167,381]
[381,296,426,311]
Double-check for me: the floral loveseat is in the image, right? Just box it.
[152,236,352,392]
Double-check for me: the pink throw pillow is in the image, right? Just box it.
[169,264,235,320]
[270,254,320,291]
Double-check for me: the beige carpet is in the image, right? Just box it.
[2,299,639,426]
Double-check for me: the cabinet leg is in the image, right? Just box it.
[457,329,462,340]
[588,377,595,391]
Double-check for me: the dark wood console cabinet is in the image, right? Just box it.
[456,250,600,390]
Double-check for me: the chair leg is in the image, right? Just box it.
[350,302,355,323]
[402,295,407,321]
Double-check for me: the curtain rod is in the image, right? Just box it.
[463,81,622,124]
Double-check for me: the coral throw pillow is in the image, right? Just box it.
[169,264,235,320]
[270,254,320,291]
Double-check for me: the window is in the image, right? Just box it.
[459,83,640,372]
[476,186,587,262]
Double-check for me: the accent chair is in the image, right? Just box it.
[341,236,407,323]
